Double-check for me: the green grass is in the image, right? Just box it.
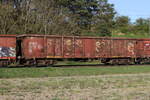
[1,65,150,78]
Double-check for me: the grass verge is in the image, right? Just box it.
[0,65,150,78]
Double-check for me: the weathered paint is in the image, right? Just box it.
[47,38,54,56]
[136,39,150,57]
[84,38,95,57]
[94,39,111,58]
[75,39,84,58]
[21,37,44,58]
[63,38,73,57]
[111,39,136,58]
[127,42,135,55]
[46,37,62,58]
[19,35,138,59]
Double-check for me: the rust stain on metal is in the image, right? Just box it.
[18,35,141,60]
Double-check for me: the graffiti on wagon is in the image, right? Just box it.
[127,42,135,55]
[0,46,16,57]
[28,42,43,54]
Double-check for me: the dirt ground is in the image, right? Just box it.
[1,74,150,100]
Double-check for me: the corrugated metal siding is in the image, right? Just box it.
[111,39,136,58]
[137,39,150,57]
[20,35,138,59]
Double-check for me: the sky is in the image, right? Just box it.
[108,0,150,22]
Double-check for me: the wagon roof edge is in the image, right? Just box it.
[16,34,142,40]
[0,34,16,37]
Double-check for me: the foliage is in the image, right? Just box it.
[0,0,116,36]
[134,18,149,34]
[0,0,149,37]
[115,16,130,28]
[0,0,80,35]
[51,0,116,36]
[113,16,150,37]
[0,3,16,34]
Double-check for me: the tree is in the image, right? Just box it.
[112,16,131,34]
[57,0,116,36]
[57,0,99,28]
[91,0,116,36]
[0,0,116,36]
[135,18,148,26]
[115,16,130,28]
[0,3,17,34]
[0,0,81,35]
[134,18,149,33]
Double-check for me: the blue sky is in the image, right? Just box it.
[108,0,150,22]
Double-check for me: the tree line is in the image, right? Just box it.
[0,0,149,37]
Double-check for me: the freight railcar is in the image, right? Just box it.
[0,35,16,67]
[1,34,150,67]
[135,39,150,64]
[16,35,139,66]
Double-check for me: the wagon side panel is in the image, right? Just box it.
[63,37,74,58]
[111,39,136,58]
[46,37,62,58]
[136,39,150,57]
[83,38,95,58]
[94,38,111,58]
[74,38,84,58]
[22,37,45,59]
[126,40,136,57]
